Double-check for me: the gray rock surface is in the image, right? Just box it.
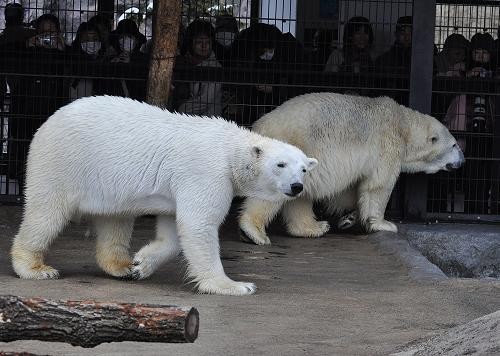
[393,310,500,356]
[402,224,500,278]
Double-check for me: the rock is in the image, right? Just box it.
[403,224,500,278]
[392,310,500,355]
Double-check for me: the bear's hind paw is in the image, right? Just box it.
[367,219,398,233]
[287,220,330,238]
[196,277,257,296]
[239,227,271,246]
[337,210,359,230]
[16,264,60,280]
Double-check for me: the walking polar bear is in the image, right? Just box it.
[11,96,318,296]
[239,93,465,245]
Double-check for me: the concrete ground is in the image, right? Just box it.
[0,206,499,356]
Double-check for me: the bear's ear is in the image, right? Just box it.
[428,135,439,144]
[307,158,318,170]
[252,146,263,158]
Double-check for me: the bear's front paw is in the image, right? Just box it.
[127,253,156,280]
[287,220,330,238]
[196,277,257,296]
[15,264,60,280]
[367,219,398,233]
[239,225,271,246]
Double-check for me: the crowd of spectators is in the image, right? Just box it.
[1,3,500,211]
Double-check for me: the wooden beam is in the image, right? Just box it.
[0,295,199,347]
[146,0,182,108]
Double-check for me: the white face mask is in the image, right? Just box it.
[81,41,101,55]
[119,35,136,52]
[259,49,274,61]
[215,31,235,47]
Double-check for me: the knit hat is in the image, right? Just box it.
[215,14,238,33]
[470,32,494,53]
[444,33,469,51]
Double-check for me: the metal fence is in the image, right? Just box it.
[1,0,499,223]
[427,1,500,222]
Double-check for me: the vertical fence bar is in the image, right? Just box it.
[404,0,437,220]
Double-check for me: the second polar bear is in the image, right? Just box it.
[239,93,465,245]
[11,96,318,295]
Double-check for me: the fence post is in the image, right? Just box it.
[404,0,437,220]
[146,0,182,108]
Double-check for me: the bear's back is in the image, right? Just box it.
[254,93,399,153]
[26,96,247,198]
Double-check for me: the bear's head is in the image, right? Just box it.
[243,141,318,201]
[402,113,465,174]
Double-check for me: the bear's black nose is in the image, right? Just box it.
[290,183,303,196]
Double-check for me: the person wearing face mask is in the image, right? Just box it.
[68,22,106,101]
[106,19,147,100]
[213,14,239,66]
[110,19,146,64]
[87,14,116,58]
[172,19,223,116]
[230,23,285,123]
[7,13,69,191]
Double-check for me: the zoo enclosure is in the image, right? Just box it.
[0,0,499,224]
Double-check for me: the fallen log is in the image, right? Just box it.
[0,295,199,347]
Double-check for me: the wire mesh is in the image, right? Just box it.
[0,0,498,222]
[428,2,500,220]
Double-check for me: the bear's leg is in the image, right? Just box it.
[358,185,397,233]
[11,206,69,279]
[129,215,181,280]
[177,193,256,295]
[282,198,330,238]
[93,216,135,278]
[239,198,283,245]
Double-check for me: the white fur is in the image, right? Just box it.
[239,93,465,244]
[11,96,318,296]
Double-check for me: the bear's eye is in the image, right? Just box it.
[431,136,438,144]
[302,169,306,173]
[277,163,286,168]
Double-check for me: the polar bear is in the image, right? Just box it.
[11,96,318,295]
[239,93,465,245]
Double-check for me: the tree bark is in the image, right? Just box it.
[146,0,182,108]
[0,295,199,347]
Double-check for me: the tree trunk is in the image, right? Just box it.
[0,295,199,347]
[146,0,182,108]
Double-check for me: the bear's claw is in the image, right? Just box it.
[338,210,359,230]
